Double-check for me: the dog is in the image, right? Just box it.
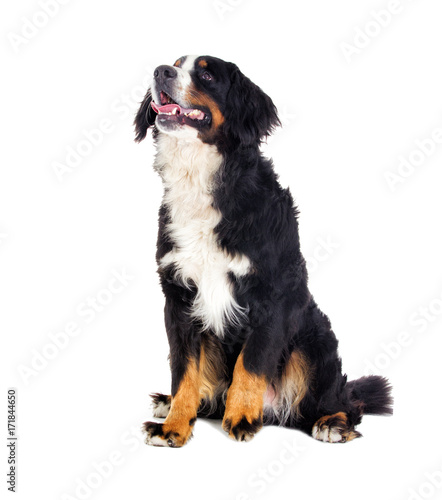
[134,55,393,447]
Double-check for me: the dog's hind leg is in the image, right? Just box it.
[310,375,394,443]
[150,393,171,418]
[312,412,362,443]
[144,330,227,447]
[149,389,227,421]
[148,333,228,422]
[263,350,312,427]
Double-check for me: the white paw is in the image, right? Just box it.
[312,423,344,443]
[312,412,361,443]
[150,394,171,418]
[152,400,171,418]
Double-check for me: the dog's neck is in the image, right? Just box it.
[154,133,223,196]
[153,132,224,226]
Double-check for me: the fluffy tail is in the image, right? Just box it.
[347,375,393,416]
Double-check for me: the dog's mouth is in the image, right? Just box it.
[151,91,209,126]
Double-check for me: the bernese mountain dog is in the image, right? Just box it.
[134,55,393,447]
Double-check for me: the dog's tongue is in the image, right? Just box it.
[151,101,205,120]
[151,102,180,114]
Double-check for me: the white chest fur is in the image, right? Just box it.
[155,134,250,338]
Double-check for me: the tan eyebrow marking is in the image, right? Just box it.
[198,59,208,68]
[173,59,182,67]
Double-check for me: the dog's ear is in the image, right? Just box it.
[134,88,156,142]
[223,66,280,147]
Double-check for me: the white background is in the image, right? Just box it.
[2,1,442,499]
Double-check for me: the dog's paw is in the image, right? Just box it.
[222,413,263,442]
[142,421,181,448]
[312,412,362,443]
[142,418,196,448]
[150,393,171,418]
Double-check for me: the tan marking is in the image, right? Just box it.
[315,411,347,428]
[185,83,225,131]
[159,340,227,446]
[173,58,182,67]
[162,359,200,446]
[199,335,227,401]
[198,59,208,68]
[222,353,267,438]
[280,351,310,417]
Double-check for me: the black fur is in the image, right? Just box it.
[222,67,280,147]
[134,88,156,143]
[347,376,394,416]
[136,55,393,444]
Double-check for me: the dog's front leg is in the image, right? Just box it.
[222,351,268,442]
[222,300,287,442]
[143,296,201,448]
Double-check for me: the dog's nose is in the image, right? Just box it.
[154,65,178,83]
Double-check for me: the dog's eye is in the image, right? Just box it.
[200,71,213,81]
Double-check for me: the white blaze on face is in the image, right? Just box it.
[180,54,198,72]
[152,55,204,138]
[152,55,198,107]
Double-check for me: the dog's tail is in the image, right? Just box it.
[347,375,393,416]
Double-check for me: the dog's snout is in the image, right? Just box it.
[154,65,178,83]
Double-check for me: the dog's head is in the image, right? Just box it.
[134,55,280,147]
